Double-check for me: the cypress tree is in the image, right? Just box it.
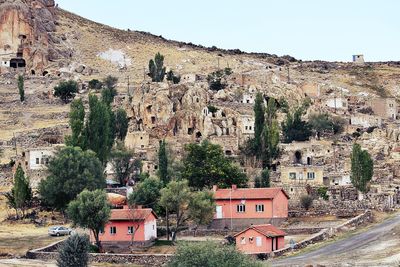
[260,169,270,188]
[149,52,166,82]
[253,92,265,157]
[114,108,129,141]
[13,165,32,218]
[18,75,24,102]
[57,234,89,267]
[66,99,85,147]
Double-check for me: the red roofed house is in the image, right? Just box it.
[90,206,157,249]
[211,185,289,229]
[234,224,286,254]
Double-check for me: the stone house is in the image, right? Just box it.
[23,147,55,170]
[325,97,348,110]
[352,54,365,64]
[233,224,286,254]
[125,131,149,151]
[369,98,398,120]
[350,114,382,128]
[280,165,325,186]
[239,115,255,135]
[210,185,289,230]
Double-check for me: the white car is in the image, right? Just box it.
[48,226,72,236]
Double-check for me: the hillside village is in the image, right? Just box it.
[1,0,400,266]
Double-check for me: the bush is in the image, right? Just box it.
[317,187,329,201]
[57,234,89,267]
[167,242,262,267]
[88,79,103,90]
[207,70,226,91]
[300,195,313,210]
[54,80,78,103]
[166,70,181,84]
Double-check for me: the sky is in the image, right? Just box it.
[55,0,400,62]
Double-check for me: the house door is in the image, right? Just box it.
[272,237,276,251]
[216,206,223,219]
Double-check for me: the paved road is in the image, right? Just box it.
[270,214,400,266]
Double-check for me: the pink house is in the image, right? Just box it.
[90,206,157,249]
[234,224,286,254]
[211,185,289,229]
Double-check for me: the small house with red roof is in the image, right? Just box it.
[211,185,288,229]
[90,206,157,248]
[233,224,286,254]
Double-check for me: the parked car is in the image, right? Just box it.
[48,226,72,236]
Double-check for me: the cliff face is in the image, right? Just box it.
[0,0,58,73]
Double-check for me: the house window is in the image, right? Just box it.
[240,237,246,244]
[307,172,315,180]
[255,204,264,212]
[256,236,262,247]
[110,226,116,235]
[237,204,246,213]
[128,226,134,234]
[40,158,44,164]
[245,126,248,130]
[36,158,39,164]
[289,172,296,180]
[249,237,254,243]
[99,229,104,235]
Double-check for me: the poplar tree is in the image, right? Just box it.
[114,108,128,141]
[350,144,373,193]
[253,92,265,158]
[158,140,169,185]
[66,98,85,147]
[8,165,32,218]
[18,75,24,102]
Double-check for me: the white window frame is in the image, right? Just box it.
[256,236,262,247]
[240,236,246,244]
[307,172,315,180]
[255,204,264,212]
[128,226,134,234]
[237,204,246,213]
[110,226,116,235]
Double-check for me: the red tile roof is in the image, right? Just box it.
[213,187,289,200]
[233,224,286,238]
[109,208,157,221]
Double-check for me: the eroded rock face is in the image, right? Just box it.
[0,0,58,73]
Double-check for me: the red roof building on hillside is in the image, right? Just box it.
[233,224,286,254]
[210,185,289,230]
[90,206,158,250]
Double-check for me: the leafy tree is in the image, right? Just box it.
[149,52,166,82]
[128,176,162,212]
[57,234,90,267]
[260,169,270,187]
[254,176,261,188]
[114,108,129,141]
[88,79,103,90]
[159,180,214,242]
[182,141,247,190]
[101,87,117,106]
[67,190,110,251]
[168,241,262,267]
[103,75,118,90]
[18,75,24,102]
[317,187,329,201]
[207,70,226,91]
[83,95,113,164]
[54,80,79,103]
[39,147,105,211]
[6,165,32,218]
[65,99,85,147]
[166,70,181,84]
[110,142,139,185]
[282,100,312,143]
[350,143,373,193]
[158,140,169,185]
[308,113,345,137]
[300,195,313,210]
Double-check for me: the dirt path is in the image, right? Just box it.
[270,213,400,266]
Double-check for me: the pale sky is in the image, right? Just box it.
[56,0,400,62]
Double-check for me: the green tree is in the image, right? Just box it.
[149,52,166,82]
[110,142,139,185]
[158,140,169,185]
[103,75,118,90]
[253,92,265,157]
[166,70,181,84]
[207,70,226,91]
[6,165,32,218]
[114,108,128,141]
[67,190,110,251]
[88,79,103,90]
[300,195,313,210]
[128,176,162,212]
[160,180,215,242]
[254,176,261,188]
[57,234,89,267]
[18,75,24,102]
[350,143,373,193]
[282,100,312,143]
[101,87,117,106]
[84,95,113,164]
[39,147,105,211]
[54,80,79,103]
[168,241,262,267]
[65,99,85,147]
[260,168,270,187]
[182,141,247,190]
[308,113,345,138]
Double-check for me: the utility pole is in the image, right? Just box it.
[13,132,17,156]
[287,64,290,84]
[126,75,130,96]
[217,58,220,70]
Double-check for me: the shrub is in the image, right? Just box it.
[88,79,103,90]
[149,53,166,82]
[167,241,262,267]
[57,234,89,267]
[300,195,313,210]
[54,80,78,103]
[317,187,329,201]
[207,70,226,91]
[166,70,181,84]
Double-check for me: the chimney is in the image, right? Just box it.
[231,184,237,190]
[212,185,218,192]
